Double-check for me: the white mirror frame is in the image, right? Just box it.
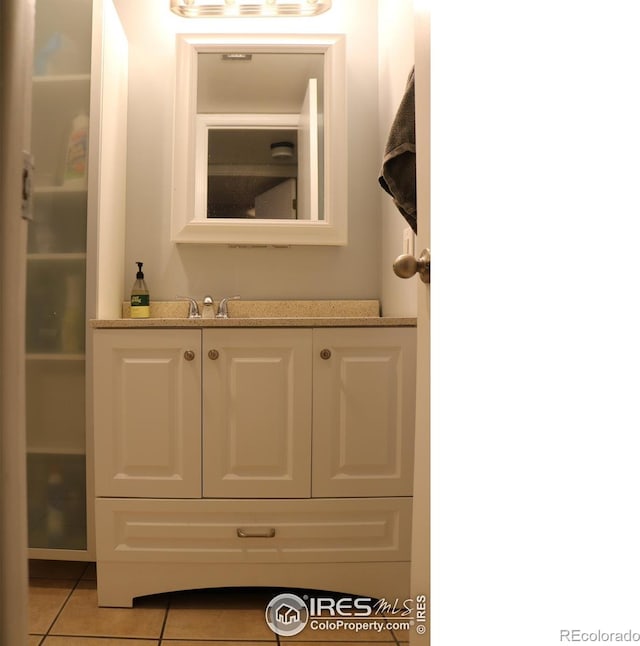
[194,113,305,221]
[171,33,347,246]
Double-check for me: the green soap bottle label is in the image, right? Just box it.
[131,294,149,307]
[131,293,150,318]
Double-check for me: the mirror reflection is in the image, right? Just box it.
[206,129,298,219]
[197,52,324,221]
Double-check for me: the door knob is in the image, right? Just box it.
[184,350,195,361]
[393,248,430,284]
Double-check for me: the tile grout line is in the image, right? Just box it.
[39,568,86,641]
[80,561,92,581]
[157,592,171,644]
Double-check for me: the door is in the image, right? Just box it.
[0,0,34,640]
[254,177,296,219]
[26,0,93,553]
[93,329,202,498]
[410,2,430,645]
[297,77,319,221]
[202,329,312,498]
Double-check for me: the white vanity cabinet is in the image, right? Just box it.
[202,329,312,498]
[93,325,415,607]
[312,328,416,498]
[93,329,202,498]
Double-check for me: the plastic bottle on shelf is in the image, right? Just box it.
[34,33,62,75]
[62,112,89,188]
[61,274,84,353]
[46,466,65,547]
[38,309,60,352]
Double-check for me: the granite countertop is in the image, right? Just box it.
[90,300,417,329]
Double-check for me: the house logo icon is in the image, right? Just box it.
[265,593,309,636]
[276,603,301,625]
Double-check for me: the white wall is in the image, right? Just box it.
[378,0,417,317]
[114,0,385,306]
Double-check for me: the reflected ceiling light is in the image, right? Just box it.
[221,53,253,61]
[170,0,332,17]
[270,141,295,158]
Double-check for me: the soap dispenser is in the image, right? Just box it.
[130,261,150,318]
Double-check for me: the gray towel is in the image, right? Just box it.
[378,67,417,233]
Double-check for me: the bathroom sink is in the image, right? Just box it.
[91,299,416,328]
[121,299,381,320]
[218,300,380,319]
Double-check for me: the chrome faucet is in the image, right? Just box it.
[176,296,201,319]
[201,295,215,319]
[216,296,240,319]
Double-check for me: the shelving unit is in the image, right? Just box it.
[26,0,93,558]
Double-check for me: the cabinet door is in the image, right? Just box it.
[93,329,201,498]
[312,328,416,497]
[27,0,93,553]
[202,329,312,498]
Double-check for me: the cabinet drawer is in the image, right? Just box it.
[96,497,411,564]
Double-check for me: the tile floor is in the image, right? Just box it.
[28,560,410,645]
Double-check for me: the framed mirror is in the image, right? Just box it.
[171,34,347,245]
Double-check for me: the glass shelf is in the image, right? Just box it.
[27,253,87,261]
[28,190,87,255]
[27,452,87,550]
[33,73,90,84]
[34,185,88,194]
[31,78,90,187]
[27,353,85,361]
[27,447,86,456]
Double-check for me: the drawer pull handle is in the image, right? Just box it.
[320,348,331,360]
[184,350,195,361]
[237,527,276,538]
[208,349,219,360]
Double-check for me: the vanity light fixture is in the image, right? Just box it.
[170,0,331,17]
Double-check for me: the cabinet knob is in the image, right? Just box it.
[184,350,195,361]
[320,348,331,360]
[208,349,219,360]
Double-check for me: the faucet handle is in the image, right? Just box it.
[176,296,201,319]
[216,295,240,319]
